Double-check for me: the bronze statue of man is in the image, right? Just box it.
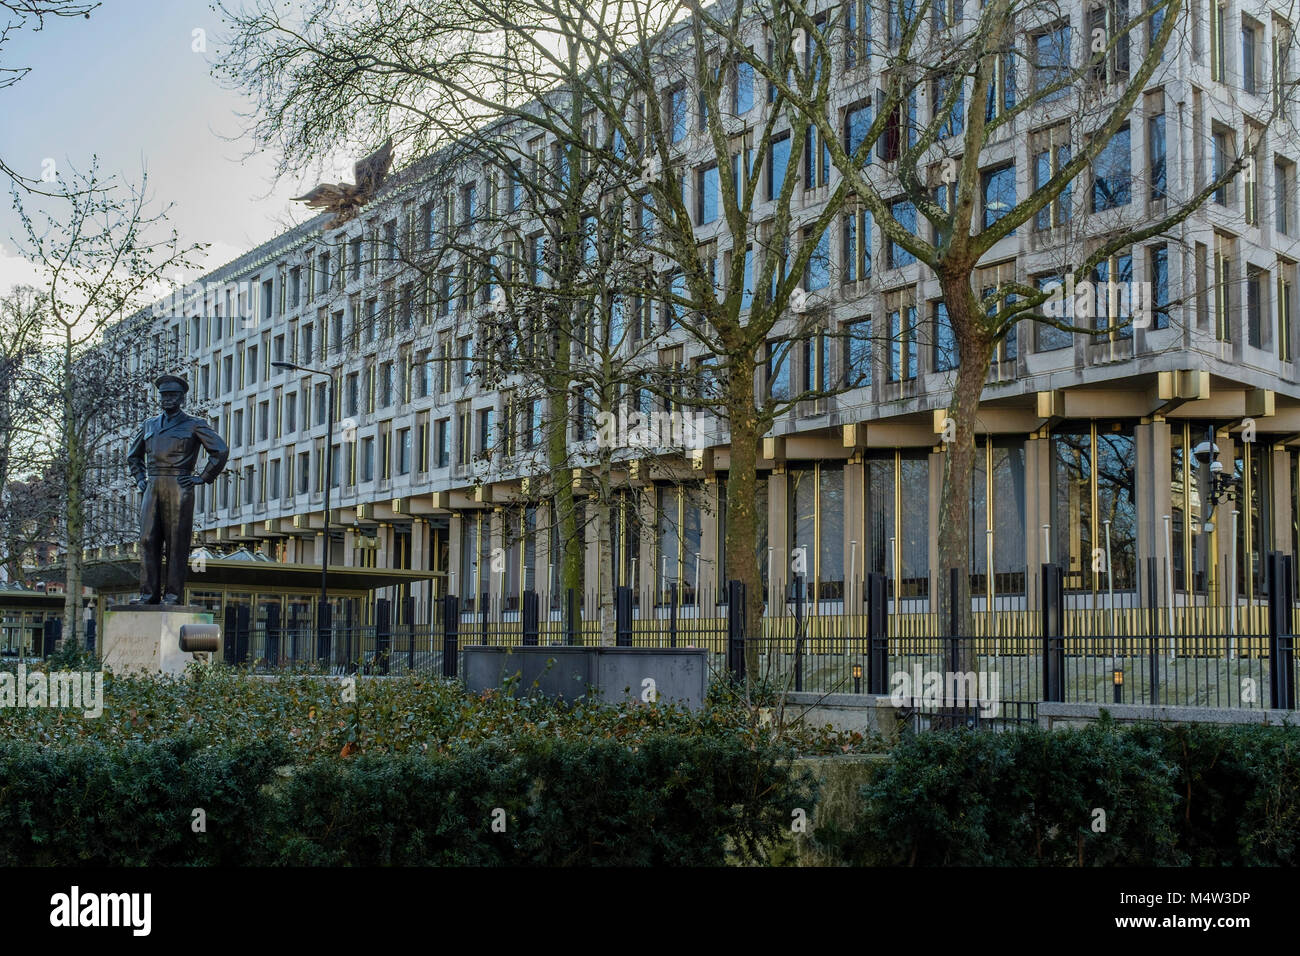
[127,375,229,605]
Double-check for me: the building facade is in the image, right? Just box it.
[83,0,1300,627]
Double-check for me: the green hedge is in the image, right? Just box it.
[0,735,812,866]
[813,719,1300,866]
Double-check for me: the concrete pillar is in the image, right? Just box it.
[584,493,600,604]
[448,513,463,598]
[928,450,942,578]
[411,517,429,620]
[638,488,656,610]
[700,477,720,596]
[845,456,866,607]
[1135,421,1172,568]
[1024,435,1052,607]
[1270,444,1292,557]
[769,469,789,605]
[489,507,505,606]
[1214,431,1237,604]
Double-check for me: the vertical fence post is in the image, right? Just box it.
[235,604,251,665]
[479,592,489,644]
[669,583,679,649]
[565,588,579,645]
[404,594,416,672]
[375,598,391,675]
[265,601,281,668]
[522,590,540,646]
[442,594,459,678]
[225,604,238,665]
[1267,551,1296,710]
[793,575,804,693]
[727,579,746,683]
[316,601,332,668]
[616,586,633,646]
[1041,563,1065,703]
[1147,558,1160,703]
[866,572,887,694]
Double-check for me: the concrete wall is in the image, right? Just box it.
[463,645,708,709]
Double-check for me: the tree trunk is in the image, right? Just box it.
[595,464,615,646]
[723,356,763,681]
[935,272,996,685]
[60,334,82,650]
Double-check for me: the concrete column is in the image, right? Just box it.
[700,477,720,596]
[1270,444,1292,557]
[638,488,656,610]
[845,457,866,607]
[1135,421,1172,569]
[1214,431,1237,604]
[448,513,463,598]
[1023,435,1052,608]
[410,517,429,620]
[928,450,942,578]
[769,469,789,605]
[489,507,505,606]
[584,494,600,603]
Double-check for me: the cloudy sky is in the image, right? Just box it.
[0,0,353,294]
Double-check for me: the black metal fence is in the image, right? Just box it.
[224,554,1299,729]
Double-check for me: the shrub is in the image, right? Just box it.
[0,736,288,866]
[814,719,1300,866]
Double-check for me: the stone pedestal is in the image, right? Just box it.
[101,605,219,676]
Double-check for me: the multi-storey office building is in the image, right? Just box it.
[83,0,1300,628]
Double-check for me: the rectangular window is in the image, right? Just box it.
[805,228,831,291]
[1276,160,1295,235]
[1279,271,1293,361]
[845,318,872,388]
[844,102,872,158]
[435,418,450,467]
[1150,245,1170,330]
[1092,124,1132,211]
[1247,267,1263,348]
[1093,253,1135,339]
[934,302,958,370]
[768,133,791,200]
[767,340,791,400]
[1033,25,1072,101]
[887,304,918,381]
[887,199,916,268]
[1148,111,1167,202]
[668,87,689,143]
[1242,22,1258,94]
[981,163,1016,230]
[1212,130,1231,205]
[1211,0,1227,82]
[697,165,719,224]
[397,427,411,475]
[1033,137,1072,230]
[734,57,754,114]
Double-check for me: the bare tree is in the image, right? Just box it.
[0,1,99,192]
[9,161,204,645]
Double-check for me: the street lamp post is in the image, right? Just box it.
[273,361,335,664]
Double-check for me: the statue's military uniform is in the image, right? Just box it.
[127,401,228,605]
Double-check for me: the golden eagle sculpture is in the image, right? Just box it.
[292,139,394,227]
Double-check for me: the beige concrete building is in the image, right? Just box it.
[84,0,1300,628]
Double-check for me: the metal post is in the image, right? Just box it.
[441,594,459,678]
[1163,514,1176,658]
[375,597,391,674]
[1228,509,1240,657]
[615,586,633,646]
[1267,551,1296,710]
[266,601,281,668]
[866,572,887,695]
[565,587,579,645]
[669,583,679,648]
[727,579,746,683]
[793,575,804,693]
[1041,563,1065,703]
[405,594,416,672]
[316,600,332,666]
[522,589,539,646]
[480,591,488,643]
